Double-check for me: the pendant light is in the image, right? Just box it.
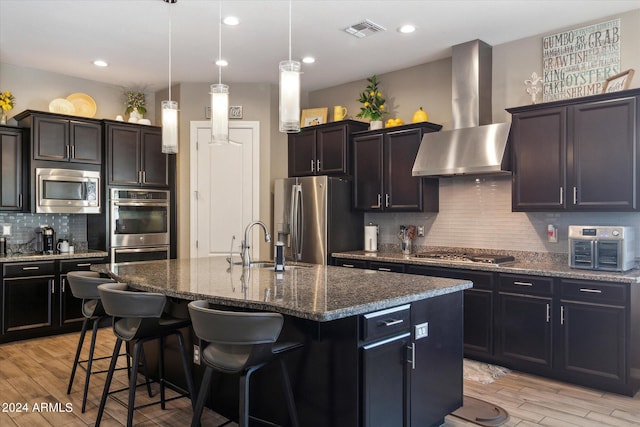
[161,0,179,154]
[279,0,300,133]
[211,1,229,144]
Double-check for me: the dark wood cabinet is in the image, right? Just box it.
[369,261,405,273]
[352,124,439,212]
[333,257,368,269]
[509,90,639,211]
[495,274,554,370]
[288,120,368,176]
[557,279,628,391]
[15,111,102,164]
[106,122,168,188]
[1,261,56,337]
[59,257,108,326]
[0,126,25,211]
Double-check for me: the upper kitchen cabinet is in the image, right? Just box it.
[105,122,168,188]
[288,120,368,177]
[15,111,102,165]
[509,89,640,211]
[0,126,26,211]
[352,123,440,212]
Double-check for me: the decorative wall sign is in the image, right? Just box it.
[229,106,243,119]
[602,69,634,93]
[542,18,620,102]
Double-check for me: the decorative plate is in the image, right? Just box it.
[66,93,97,118]
[49,98,76,115]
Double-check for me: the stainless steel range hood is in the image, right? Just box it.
[412,40,511,177]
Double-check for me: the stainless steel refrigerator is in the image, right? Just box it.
[274,176,363,265]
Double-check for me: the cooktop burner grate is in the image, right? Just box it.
[413,251,515,265]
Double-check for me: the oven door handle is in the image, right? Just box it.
[113,246,169,254]
[113,202,169,207]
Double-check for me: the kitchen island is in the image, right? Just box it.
[93,257,472,427]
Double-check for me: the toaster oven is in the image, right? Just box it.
[568,225,635,272]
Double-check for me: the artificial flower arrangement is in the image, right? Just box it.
[0,90,16,112]
[355,75,388,121]
[124,90,147,115]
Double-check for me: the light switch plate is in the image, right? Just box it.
[415,322,429,340]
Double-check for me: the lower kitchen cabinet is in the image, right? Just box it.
[1,261,56,338]
[369,261,404,273]
[59,257,109,326]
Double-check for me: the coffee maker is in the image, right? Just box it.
[35,226,55,254]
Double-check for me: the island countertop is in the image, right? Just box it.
[92,257,472,322]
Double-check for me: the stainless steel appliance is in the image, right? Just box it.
[34,225,55,254]
[110,188,170,263]
[413,251,515,266]
[569,225,635,272]
[35,168,100,213]
[274,176,363,265]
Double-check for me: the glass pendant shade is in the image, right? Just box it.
[161,100,179,154]
[279,60,301,133]
[210,83,229,144]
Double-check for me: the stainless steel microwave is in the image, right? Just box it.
[35,168,101,214]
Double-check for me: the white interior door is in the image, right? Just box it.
[190,121,260,259]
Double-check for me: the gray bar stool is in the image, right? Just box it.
[95,283,196,427]
[188,300,302,427]
[66,271,117,413]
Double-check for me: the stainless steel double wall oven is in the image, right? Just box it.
[109,188,170,263]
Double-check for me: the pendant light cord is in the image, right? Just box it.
[168,10,172,102]
[218,1,222,84]
[288,0,292,61]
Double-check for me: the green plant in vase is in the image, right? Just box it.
[356,75,388,128]
[124,90,147,119]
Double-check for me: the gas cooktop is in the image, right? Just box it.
[413,251,515,265]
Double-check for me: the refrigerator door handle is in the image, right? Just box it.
[290,184,303,261]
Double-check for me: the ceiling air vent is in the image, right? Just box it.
[344,19,386,38]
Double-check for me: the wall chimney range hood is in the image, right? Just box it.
[412,40,512,177]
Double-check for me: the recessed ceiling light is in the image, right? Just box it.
[302,56,315,64]
[215,59,228,67]
[93,59,108,67]
[398,24,416,34]
[223,16,239,26]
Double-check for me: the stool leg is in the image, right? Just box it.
[127,340,143,427]
[159,336,166,410]
[67,315,89,395]
[80,316,102,413]
[95,337,123,427]
[139,345,154,398]
[176,331,196,410]
[239,367,258,427]
[280,358,299,427]
[190,365,213,427]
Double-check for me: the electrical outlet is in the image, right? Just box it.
[193,344,200,365]
[415,322,429,340]
[417,225,425,237]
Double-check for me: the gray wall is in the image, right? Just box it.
[309,9,640,255]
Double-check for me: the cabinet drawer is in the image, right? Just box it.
[560,279,626,305]
[59,257,108,274]
[369,262,404,273]
[499,274,553,296]
[334,258,368,269]
[3,261,56,278]
[361,304,410,342]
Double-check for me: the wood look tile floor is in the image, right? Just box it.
[1,331,639,426]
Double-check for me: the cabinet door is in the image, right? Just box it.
[384,128,427,211]
[108,125,141,185]
[496,293,553,369]
[511,107,566,210]
[2,276,55,334]
[70,120,102,164]
[288,130,316,176]
[317,125,348,175]
[570,97,636,210]
[59,258,108,325]
[353,134,384,210]
[0,127,24,211]
[362,333,409,427]
[33,115,69,161]
[141,129,168,187]
[559,301,625,383]
[333,258,368,269]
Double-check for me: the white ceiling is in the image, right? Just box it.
[1,0,639,92]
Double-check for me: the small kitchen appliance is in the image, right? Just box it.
[569,225,635,272]
[35,225,55,254]
[364,223,378,252]
[0,237,6,257]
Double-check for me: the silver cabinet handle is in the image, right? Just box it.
[514,281,533,287]
[71,145,75,159]
[62,278,66,293]
[561,306,565,325]
[546,303,550,323]
[18,194,23,208]
[75,263,91,267]
[66,145,70,159]
[573,186,577,205]
[341,263,355,268]
[382,319,404,327]
[142,170,146,183]
[50,279,55,294]
[579,288,602,294]
[310,159,315,172]
[372,194,382,209]
[378,267,392,272]
[385,193,390,207]
[22,266,40,271]
[316,160,321,171]
[560,187,563,205]
[407,344,416,370]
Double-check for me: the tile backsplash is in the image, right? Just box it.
[0,213,87,254]
[367,175,640,255]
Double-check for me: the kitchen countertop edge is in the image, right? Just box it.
[0,251,109,262]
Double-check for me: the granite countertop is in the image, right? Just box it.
[332,250,640,284]
[91,257,472,322]
[0,250,109,263]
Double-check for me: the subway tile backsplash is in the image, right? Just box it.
[366,175,640,255]
[0,213,87,254]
